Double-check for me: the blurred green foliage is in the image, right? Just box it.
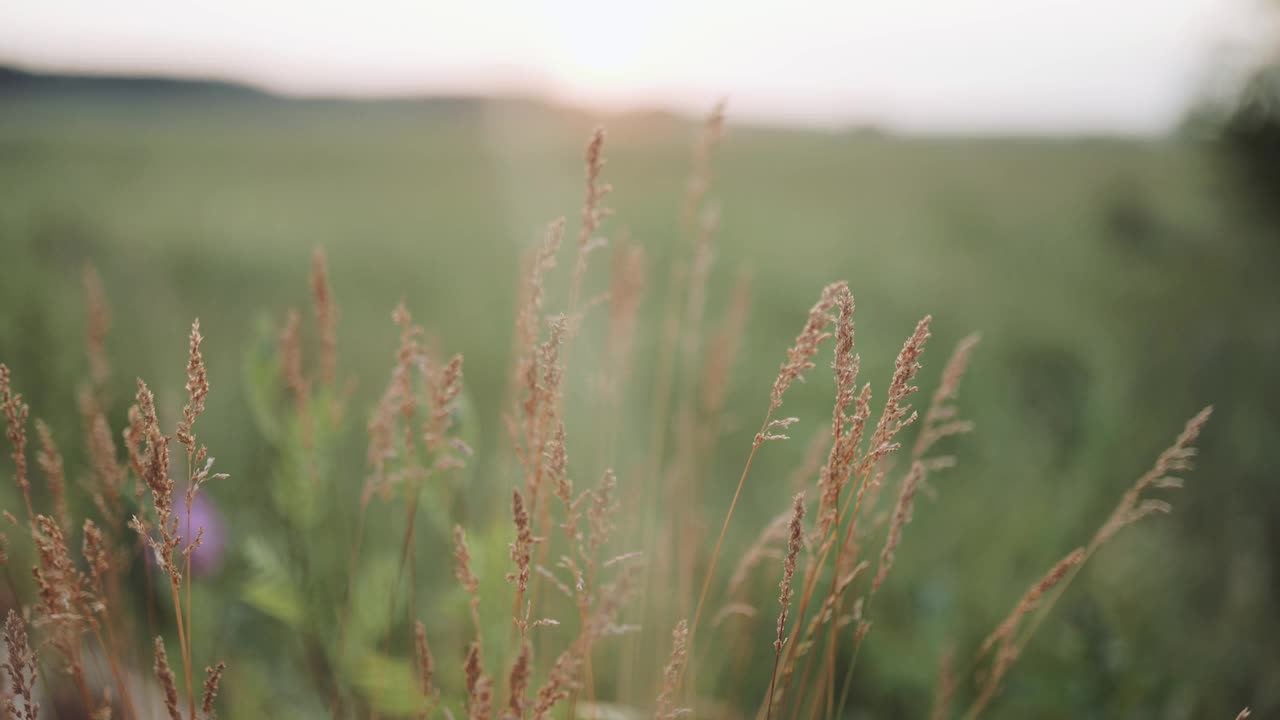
[0,82,1277,718]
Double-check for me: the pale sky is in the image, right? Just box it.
[1,0,1274,134]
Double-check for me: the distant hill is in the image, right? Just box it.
[0,65,703,137]
[0,66,522,116]
[0,66,277,102]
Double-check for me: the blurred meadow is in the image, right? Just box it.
[0,54,1278,719]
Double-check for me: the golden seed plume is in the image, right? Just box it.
[201,662,226,719]
[153,637,182,720]
[82,264,112,389]
[969,547,1086,714]
[873,462,924,594]
[683,99,727,229]
[0,365,33,522]
[34,419,70,533]
[606,238,646,397]
[502,640,531,720]
[177,318,208,458]
[311,247,338,387]
[774,492,806,654]
[927,645,956,720]
[654,619,689,720]
[464,642,492,720]
[570,127,612,311]
[1094,405,1213,547]
[816,284,859,541]
[508,489,536,597]
[864,316,932,470]
[413,621,435,707]
[770,282,846,412]
[2,609,39,720]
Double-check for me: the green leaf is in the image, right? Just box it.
[241,312,285,443]
[241,536,305,628]
[353,651,430,717]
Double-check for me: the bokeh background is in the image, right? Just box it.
[2,1,1279,718]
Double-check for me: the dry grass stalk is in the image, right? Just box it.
[179,320,215,710]
[453,525,484,640]
[587,469,618,563]
[682,99,726,229]
[426,355,465,449]
[774,493,806,656]
[530,567,637,720]
[508,488,538,630]
[0,364,34,523]
[726,510,792,600]
[413,620,436,716]
[666,210,726,611]
[968,548,1085,717]
[362,302,426,502]
[122,404,146,498]
[927,645,956,720]
[81,518,109,599]
[773,315,936,720]
[130,378,179,575]
[122,320,226,720]
[82,264,112,389]
[655,619,689,719]
[570,128,612,314]
[154,636,182,720]
[788,560,867,674]
[961,407,1213,719]
[769,282,846,415]
[202,661,226,719]
[815,285,861,545]
[501,640,531,720]
[872,462,924,594]
[530,647,579,720]
[2,610,38,720]
[863,316,931,471]
[605,239,646,404]
[32,514,90,663]
[82,395,127,531]
[912,334,980,463]
[279,308,313,447]
[634,104,729,669]
[33,419,70,534]
[764,493,806,719]
[177,319,209,460]
[1093,406,1213,547]
[512,220,564,415]
[545,421,579,545]
[679,207,720,379]
[464,642,493,720]
[689,281,845,698]
[511,312,569,534]
[700,271,752,427]
[311,247,338,387]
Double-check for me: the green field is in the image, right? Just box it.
[0,84,1275,718]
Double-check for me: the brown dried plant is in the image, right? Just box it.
[655,619,689,720]
[0,114,1231,720]
[961,406,1212,719]
[764,492,806,720]
[82,264,112,391]
[2,610,38,720]
[202,661,226,720]
[154,636,182,720]
[0,364,34,523]
[690,281,846,654]
[413,621,436,718]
